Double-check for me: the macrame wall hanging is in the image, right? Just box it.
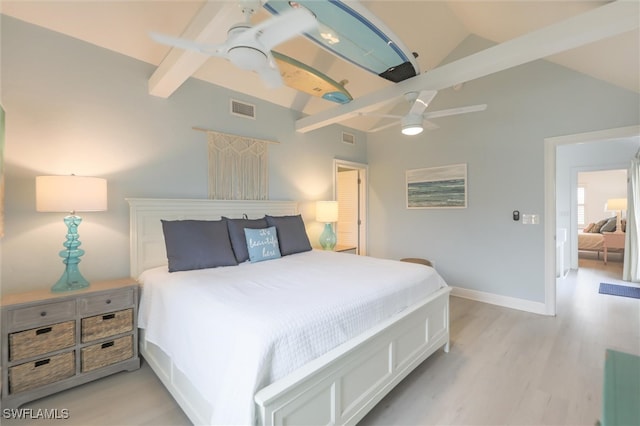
[202,129,274,200]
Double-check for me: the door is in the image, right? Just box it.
[334,160,368,255]
[337,170,359,250]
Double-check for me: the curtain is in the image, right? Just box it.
[207,131,270,200]
[623,149,640,282]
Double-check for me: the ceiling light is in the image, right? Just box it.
[401,114,423,136]
[228,46,267,70]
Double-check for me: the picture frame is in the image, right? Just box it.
[406,163,467,209]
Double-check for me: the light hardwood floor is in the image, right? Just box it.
[3,256,637,425]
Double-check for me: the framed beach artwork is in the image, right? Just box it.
[406,163,467,209]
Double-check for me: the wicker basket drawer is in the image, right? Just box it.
[7,300,75,331]
[78,289,133,316]
[9,351,75,394]
[81,309,133,343]
[81,335,133,373]
[9,321,75,362]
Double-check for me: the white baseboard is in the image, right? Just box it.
[451,286,549,315]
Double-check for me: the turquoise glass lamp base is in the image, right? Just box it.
[319,223,337,251]
[51,214,90,293]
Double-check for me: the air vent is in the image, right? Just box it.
[342,132,355,145]
[230,99,256,119]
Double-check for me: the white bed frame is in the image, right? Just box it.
[128,198,451,425]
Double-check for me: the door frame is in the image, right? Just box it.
[543,125,640,316]
[333,159,368,255]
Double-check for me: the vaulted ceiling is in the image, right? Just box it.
[2,1,638,133]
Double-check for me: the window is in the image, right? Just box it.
[577,185,585,227]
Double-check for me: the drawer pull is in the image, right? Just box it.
[40,311,47,317]
[36,327,52,335]
[105,299,112,304]
[101,341,115,349]
[102,313,115,320]
[35,359,50,367]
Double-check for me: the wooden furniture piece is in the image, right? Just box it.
[0,278,140,409]
[401,257,433,268]
[603,232,625,264]
[601,349,640,425]
[578,231,604,258]
[129,198,451,426]
[335,244,357,254]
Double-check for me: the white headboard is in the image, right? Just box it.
[127,198,299,278]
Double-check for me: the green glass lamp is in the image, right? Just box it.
[316,200,338,251]
[36,175,107,292]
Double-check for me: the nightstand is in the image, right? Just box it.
[603,232,625,264]
[335,245,357,254]
[1,278,140,409]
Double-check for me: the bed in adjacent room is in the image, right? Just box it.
[578,231,605,255]
[128,198,451,426]
[578,217,625,257]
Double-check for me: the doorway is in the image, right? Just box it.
[544,125,640,316]
[575,169,627,268]
[334,160,368,255]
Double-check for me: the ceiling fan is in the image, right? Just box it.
[362,90,488,135]
[150,1,317,88]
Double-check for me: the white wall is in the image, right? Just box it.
[0,16,367,293]
[366,35,640,305]
[579,169,627,226]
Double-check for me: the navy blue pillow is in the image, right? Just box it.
[265,214,312,256]
[161,219,238,272]
[224,216,268,263]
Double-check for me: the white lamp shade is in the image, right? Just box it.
[605,198,627,211]
[36,175,107,213]
[316,201,338,223]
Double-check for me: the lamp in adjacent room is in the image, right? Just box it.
[605,197,627,234]
[36,175,107,292]
[316,200,338,250]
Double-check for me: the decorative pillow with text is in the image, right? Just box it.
[244,226,282,262]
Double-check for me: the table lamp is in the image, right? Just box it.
[316,200,338,251]
[36,175,107,292]
[605,198,627,234]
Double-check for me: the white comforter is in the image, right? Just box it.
[138,250,447,425]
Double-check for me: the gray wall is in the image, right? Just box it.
[0,16,367,292]
[366,36,640,303]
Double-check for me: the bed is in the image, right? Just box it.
[578,231,605,256]
[578,217,625,257]
[128,198,451,425]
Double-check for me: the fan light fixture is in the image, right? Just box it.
[228,46,267,70]
[401,114,424,136]
[149,6,317,89]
